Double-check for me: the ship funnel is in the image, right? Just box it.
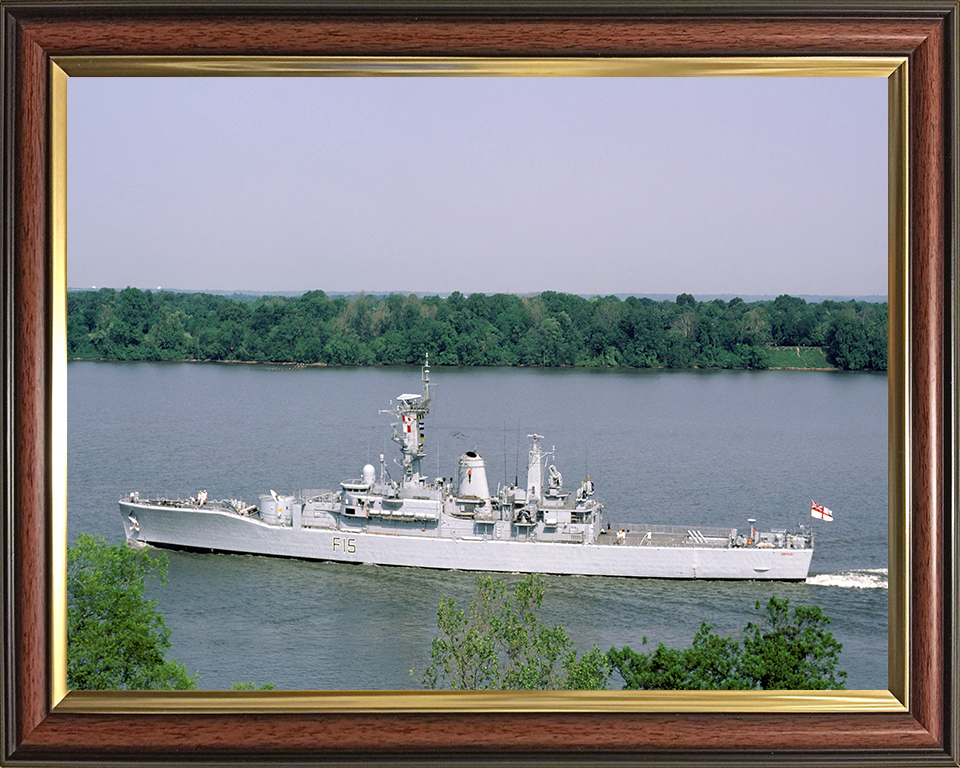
[457,451,490,502]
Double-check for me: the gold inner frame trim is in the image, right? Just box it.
[57,688,907,715]
[54,55,904,78]
[49,55,909,716]
[50,62,69,708]
[886,62,910,710]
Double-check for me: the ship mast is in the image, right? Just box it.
[385,355,432,486]
[526,434,553,502]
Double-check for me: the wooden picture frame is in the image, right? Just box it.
[2,3,957,765]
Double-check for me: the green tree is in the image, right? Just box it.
[768,294,810,346]
[421,574,609,690]
[608,623,749,690]
[739,596,847,689]
[67,534,198,690]
[608,596,846,690]
[827,313,870,370]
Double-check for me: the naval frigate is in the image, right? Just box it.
[119,358,815,580]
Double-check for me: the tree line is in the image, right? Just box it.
[67,287,888,371]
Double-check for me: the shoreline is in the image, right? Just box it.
[66,357,847,372]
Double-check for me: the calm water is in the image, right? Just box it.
[68,362,888,690]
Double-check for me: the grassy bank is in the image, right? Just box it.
[766,346,835,369]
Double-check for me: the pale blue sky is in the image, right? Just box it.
[68,76,887,297]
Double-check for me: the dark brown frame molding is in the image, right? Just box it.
[2,3,958,766]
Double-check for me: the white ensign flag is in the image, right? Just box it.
[811,501,834,521]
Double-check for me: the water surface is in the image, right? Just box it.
[69,362,887,689]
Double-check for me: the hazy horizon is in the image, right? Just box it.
[65,285,888,304]
[68,76,887,298]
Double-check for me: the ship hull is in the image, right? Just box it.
[119,501,813,581]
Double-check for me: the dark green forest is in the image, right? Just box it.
[67,288,888,371]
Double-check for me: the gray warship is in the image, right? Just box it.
[119,358,815,580]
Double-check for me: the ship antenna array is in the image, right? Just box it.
[503,419,508,487]
[421,353,431,403]
[515,419,521,487]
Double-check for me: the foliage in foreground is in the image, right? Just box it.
[67,534,198,690]
[422,576,847,692]
[421,574,610,690]
[607,596,847,690]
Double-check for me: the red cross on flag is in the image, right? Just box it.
[811,501,834,521]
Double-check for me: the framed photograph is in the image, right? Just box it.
[2,3,956,766]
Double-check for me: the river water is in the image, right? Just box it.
[68,362,888,690]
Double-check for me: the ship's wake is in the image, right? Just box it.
[806,568,888,589]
